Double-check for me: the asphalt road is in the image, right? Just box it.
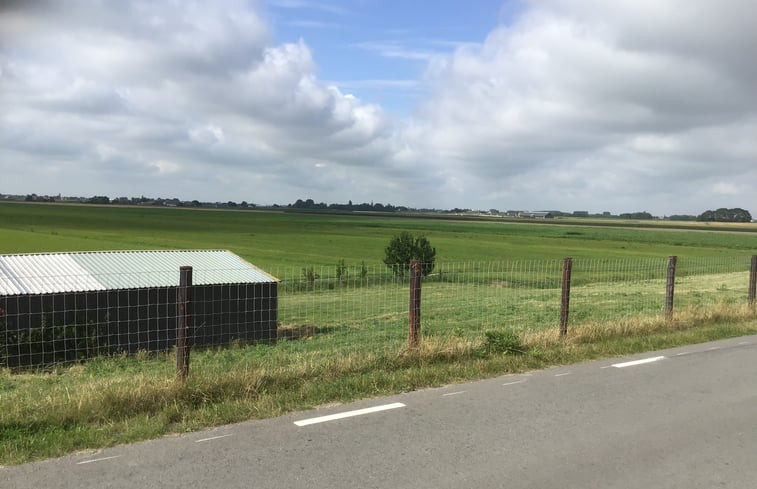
[3,335,757,488]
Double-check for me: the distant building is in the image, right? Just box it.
[519,211,553,219]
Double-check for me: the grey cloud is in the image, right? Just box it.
[399,0,757,213]
[2,0,755,215]
[1,0,399,204]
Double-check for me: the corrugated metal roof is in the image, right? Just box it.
[0,250,277,296]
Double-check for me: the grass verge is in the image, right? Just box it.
[2,305,757,466]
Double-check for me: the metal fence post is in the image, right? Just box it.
[749,255,757,307]
[665,256,677,320]
[559,257,572,337]
[177,266,193,380]
[409,260,422,348]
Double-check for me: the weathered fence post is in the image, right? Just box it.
[749,255,757,307]
[559,257,572,337]
[409,260,422,348]
[177,266,193,380]
[665,256,677,320]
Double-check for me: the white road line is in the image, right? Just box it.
[502,380,526,386]
[442,391,465,397]
[554,373,571,377]
[77,455,121,465]
[195,434,234,443]
[738,341,752,345]
[294,402,405,427]
[612,356,666,368]
[676,352,692,356]
[706,347,721,351]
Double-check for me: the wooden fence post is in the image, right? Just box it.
[665,256,677,321]
[177,266,193,380]
[749,255,757,307]
[409,260,422,348]
[559,257,572,337]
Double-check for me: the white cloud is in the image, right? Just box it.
[396,0,757,214]
[0,0,396,201]
[1,0,756,216]
[152,159,181,175]
[353,41,437,61]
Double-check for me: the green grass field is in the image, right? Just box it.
[2,201,756,355]
[3,201,756,352]
[2,202,757,465]
[2,203,757,269]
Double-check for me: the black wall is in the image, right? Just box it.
[1,282,278,367]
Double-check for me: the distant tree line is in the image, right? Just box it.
[618,211,654,220]
[24,193,56,202]
[697,208,752,223]
[5,193,752,222]
[667,215,698,221]
[289,198,408,212]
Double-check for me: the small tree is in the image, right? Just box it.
[383,231,436,277]
[335,259,347,283]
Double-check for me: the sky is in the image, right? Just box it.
[1,0,756,216]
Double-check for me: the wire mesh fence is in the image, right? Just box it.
[1,255,756,369]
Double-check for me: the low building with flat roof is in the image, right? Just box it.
[0,250,278,367]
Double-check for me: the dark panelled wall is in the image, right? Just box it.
[1,282,277,367]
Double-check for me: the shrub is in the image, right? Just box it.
[301,267,319,288]
[483,329,524,355]
[336,259,347,283]
[383,231,436,277]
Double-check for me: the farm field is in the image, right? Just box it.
[2,201,756,359]
[1,202,757,268]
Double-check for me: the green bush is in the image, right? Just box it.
[335,259,347,283]
[383,231,436,277]
[301,267,320,289]
[483,329,524,355]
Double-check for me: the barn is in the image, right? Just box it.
[0,250,278,367]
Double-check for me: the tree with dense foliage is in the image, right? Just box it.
[383,231,436,277]
[618,211,654,220]
[667,215,697,221]
[697,208,752,222]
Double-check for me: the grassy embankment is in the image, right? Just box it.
[1,203,757,465]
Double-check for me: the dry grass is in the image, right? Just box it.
[522,303,757,349]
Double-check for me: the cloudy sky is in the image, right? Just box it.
[1,0,755,215]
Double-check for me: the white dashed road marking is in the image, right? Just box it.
[294,403,405,427]
[502,380,526,387]
[77,455,121,465]
[554,373,571,377]
[612,356,666,368]
[195,434,234,443]
[442,391,465,397]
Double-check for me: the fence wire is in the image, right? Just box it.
[1,256,755,368]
